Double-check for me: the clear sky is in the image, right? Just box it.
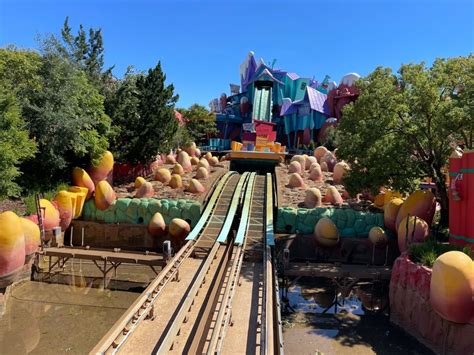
[1,0,473,108]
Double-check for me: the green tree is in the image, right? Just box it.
[0,48,42,104]
[20,52,111,188]
[106,67,143,162]
[179,104,217,144]
[60,17,107,87]
[132,61,179,163]
[0,86,36,198]
[337,55,473,228]
[109,62,179,164]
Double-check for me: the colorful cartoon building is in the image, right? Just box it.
[209,51,360,149]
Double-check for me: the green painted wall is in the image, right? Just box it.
[82,198,202,227]
[276,206,385,237]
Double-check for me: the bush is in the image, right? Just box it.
[409,239,472,268]
[0,86,37,198]
[22,182,69,215]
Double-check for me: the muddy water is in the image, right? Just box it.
[0,258,157,355]
[282,277,434,355]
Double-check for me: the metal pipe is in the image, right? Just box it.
[70,226,74,248]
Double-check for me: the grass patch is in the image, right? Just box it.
[408,238,472,268]
[22,182,70,215]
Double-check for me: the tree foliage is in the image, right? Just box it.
[337,55,473,227]
[0,86,36,198]
[22,52,111,185]
[178,104,217,144]
[0,47,111,190]
[106,67,143,162]
[108,63,179,164]
[59,17,110,89]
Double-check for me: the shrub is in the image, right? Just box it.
[409,239,472,268]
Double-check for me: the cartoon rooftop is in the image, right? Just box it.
[209,51,361,149]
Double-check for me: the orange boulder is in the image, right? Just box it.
[94,180,116,211]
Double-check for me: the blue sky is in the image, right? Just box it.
[1,0,473,108]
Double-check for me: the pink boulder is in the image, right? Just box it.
[309,165,323,182]
[397,216,429,253]
[395,190,436,232]
[195,167,209,180]
[321,151,337,172]
[169,174,183,189]
[165,154,176,164]
[169,218,191,240]
[333,161,349,184]
[305,156,318,170]
[135,181,155,198]
[288,161,302,174]
[304,188,322,208]
[314,146,328,162]
[323,186,343,205]
[94,180,116,211]
[384,198,404,232]
[148,212,166,237]
[155,168,171,184]
[288,173,305,188]
[198,158,210,171]
[172,163,185,175]
[20,217,40,257]
[177,151,192,172]
[320,161,329,172]
[190,157,200,166]
[187,179,206,194]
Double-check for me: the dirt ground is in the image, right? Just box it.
[0,161,229,216]
[275,164,374,210]
[276,164,345,208]
[114,161,229,203]
[0,198,27,215]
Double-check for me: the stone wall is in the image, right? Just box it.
[82,198,202,227]
[276,207,385,236]
[390,255,474,354]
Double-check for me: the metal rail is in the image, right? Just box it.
[207,173,257,354]
[265,173,284,355]
[91,171,238,355]
[155,174,251,354]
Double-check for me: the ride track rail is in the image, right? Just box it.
[91,171,284,355]
[91,171,243,355]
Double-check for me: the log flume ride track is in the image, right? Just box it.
[91,171,284,355]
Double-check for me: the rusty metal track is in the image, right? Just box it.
[91,172,240,355]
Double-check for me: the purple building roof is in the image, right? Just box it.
[287,72,300,80]
[280,87,330,116]
[306,86,330,115]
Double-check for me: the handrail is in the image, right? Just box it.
[234,173,257,245]
[186,171,236,241]
[207,173,256,354]
[266,173,284,355]
[216,172,249,243]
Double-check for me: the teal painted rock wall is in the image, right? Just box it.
[276,207,384,237]
[82,198,202,227]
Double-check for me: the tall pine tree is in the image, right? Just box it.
[133,61,179,163]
